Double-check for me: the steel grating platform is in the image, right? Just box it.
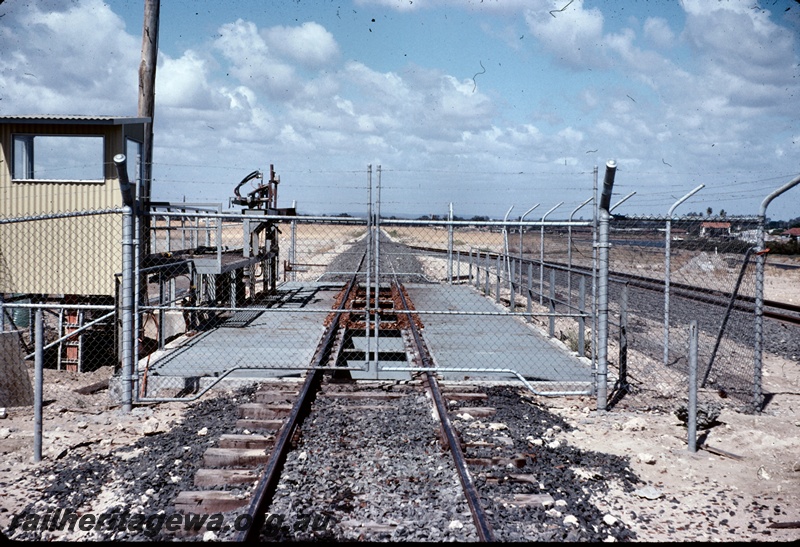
[141,282,593,395]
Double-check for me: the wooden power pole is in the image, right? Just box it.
[138,0,159,226]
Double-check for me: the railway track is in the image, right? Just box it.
[407,243,800,326]
[168,259,634,541]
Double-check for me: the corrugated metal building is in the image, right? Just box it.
[0,116,148,297]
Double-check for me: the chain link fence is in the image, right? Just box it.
[135,213,598,400]
[1,210,122,452]
[603,214,762,412]
[0,196,777,461]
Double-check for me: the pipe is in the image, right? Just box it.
[609,191,636,213]
[539,202,563,305]
[753,173,800,410]
[663,184,705,365]
[115,155,135,413]
[568,197,593,309]
[34,307,43,462]
[596,160,616,411]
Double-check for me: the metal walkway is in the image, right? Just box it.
[141,282,593,395]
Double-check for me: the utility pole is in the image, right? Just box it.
[139,0,160,244]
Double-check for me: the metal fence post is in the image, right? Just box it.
[365,165,372,375]
[663,184,704,365]
[526,262,533,321]
[548,269,556,337]
[688,320,698,453]
[578,275,586,358]
[754,174,800,411]
[115,155,135,412]
[540,202,563,305]
[495,255,501,304]
[596,160,616,411]
[568,197,593,309]
[447,203,454,285]
[34,307,43,462]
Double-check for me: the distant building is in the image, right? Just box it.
[782,227,800,240]
[700,221,731,238]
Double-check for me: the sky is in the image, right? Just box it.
[1,0,799,220]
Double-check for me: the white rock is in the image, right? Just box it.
[76,422,88,430]
[637,453,657,464]
[203,531,217,542]
[448,520,464,530]
[604,535,618,542]
[563,515,579,526]
[634,485,663,500]
[457,413,475,421]
[0,428,11,439]
[757,466,771,480]
[603,514,617,526]
[555,499,568,507]
[488,422,508,431]
[547,440,561,449]
[622,417,647,431]
[0,408,7,419]
[197,427,208,436]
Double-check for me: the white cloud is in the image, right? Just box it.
[0,0,139,114]
[264,22,340,68]
[643,17,675,49]
[213,19,299,100]
[523,0,610,69]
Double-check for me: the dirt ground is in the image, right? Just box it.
[0,352,797,542]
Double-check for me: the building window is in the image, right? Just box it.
[12,135,105,182]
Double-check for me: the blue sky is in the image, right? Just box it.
[1,0,799,220]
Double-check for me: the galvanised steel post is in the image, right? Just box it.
[568,197,593,310]
[519,204,540,291]
[502,206,514,289]
[365,165,372,375]
[688,320,698,452]
[755,174,800,411]
[448,203,454,285]
[596,160,616,411]
[539,202,563,305]
[374,165,382,379]
[34,307,43,462]
[663,184,704,366]
[290,218,297,282]
[115,154,136,412]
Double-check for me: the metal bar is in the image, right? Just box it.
[619,282,628,390]
[447,203,454,285]
[568,197,593,310]
[663,184,705,366]
[754,173,800,411]
[596,160,616,411]
[526,262,533,321]
[578,276,586,358]
[34,307,43,462]
[702,248,754,387]
[549,269,556,338]
[540,202,563,305]
[688,321,698,453]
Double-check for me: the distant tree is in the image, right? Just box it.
[706,207,713,217]
[719,209,727,218]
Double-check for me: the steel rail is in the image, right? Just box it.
[391,277,495,542]
[408,243,800,325]
[234,253,366,542]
